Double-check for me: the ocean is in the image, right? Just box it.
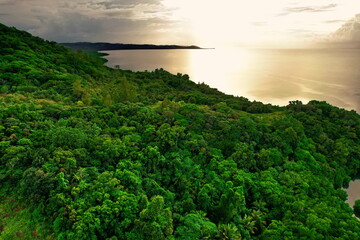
[101,47,360,112]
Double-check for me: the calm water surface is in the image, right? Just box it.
[101,48,360,112]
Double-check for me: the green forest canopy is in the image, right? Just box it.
[0,23,360,239]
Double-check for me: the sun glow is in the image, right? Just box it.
[163,0,296,46]
[164,0,265,46]
[162,0,360,47]
[187,47,257,96]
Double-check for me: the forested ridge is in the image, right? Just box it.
[1,23,360,239]
[60,42,202,52]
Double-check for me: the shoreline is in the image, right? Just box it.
[60,42,210,52]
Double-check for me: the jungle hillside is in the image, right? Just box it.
[1,23,360,239]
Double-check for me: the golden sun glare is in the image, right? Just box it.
[162,0,360,47]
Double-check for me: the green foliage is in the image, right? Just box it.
[175,211,217,239]
[354,200,360,218]
[135,196,173,240]
[0,22,360,239]
[0,196,54,239]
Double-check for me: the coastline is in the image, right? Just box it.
[60,42,207,52]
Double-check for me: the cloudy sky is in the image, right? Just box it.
[0,0,359,47]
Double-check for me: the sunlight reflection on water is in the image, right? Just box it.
[101,48,360,112]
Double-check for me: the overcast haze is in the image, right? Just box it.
[0,0,359,47]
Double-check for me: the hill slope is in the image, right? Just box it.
[1,23,360,239]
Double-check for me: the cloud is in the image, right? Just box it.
[250,22,267,27]
[287,29,319,38]
[36,14,179,43]
[0,0,191,44]
[87,0,161,9]
[1,0,357,47]
[0,0,17,5]
[278,4,338,16]
[324,19,345,24]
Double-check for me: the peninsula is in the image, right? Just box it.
[61,42,203,52]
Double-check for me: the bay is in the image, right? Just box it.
[101,48,360,112]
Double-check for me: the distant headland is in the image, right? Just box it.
[60,42,208,52]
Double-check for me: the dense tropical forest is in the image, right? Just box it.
[0,23,360,239]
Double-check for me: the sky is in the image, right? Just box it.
[0,0,359,47]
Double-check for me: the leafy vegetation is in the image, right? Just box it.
[1,23,360,239]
